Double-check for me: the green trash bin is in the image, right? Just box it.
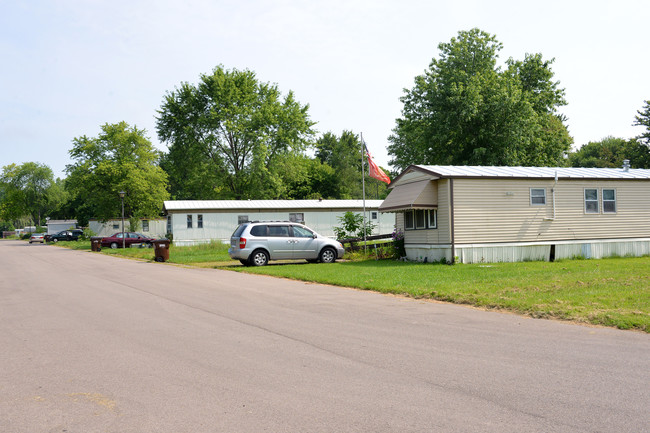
[153,239,171,262]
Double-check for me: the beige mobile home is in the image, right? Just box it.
[380,165,650,263]
[164,200,395,246]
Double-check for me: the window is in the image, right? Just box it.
[113,222,119,230]
[268,225,290,237]
[405,209,437,230]
[404,210,414,230]
[167,215,172,234]
[238,215,248,225]
[142,220,149,232]
[371,211,378,220]
[250,225,267,236]
[197,214,203,228]
[428,209,437,228]
[585,189,599,213]
[187,214,193,228]
[415,209,426,229]
[289,213,304,223]
[603,189,616,213]
[292,226,314,238]
[530,188,546,206]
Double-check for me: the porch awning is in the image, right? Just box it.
[379,180,438,212]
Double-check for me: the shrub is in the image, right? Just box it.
[392,228,405,258]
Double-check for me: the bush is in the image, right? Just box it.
[334,211,376,240]
[81,227,96,240]
[392,228,405,258]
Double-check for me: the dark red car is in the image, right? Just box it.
[100,232,154,249]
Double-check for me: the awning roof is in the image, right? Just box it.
[379,180,437,212]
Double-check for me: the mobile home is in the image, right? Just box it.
[380,165,650,263]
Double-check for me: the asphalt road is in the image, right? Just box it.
[1,240,649,433]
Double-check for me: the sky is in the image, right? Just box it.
[1,0,649,179]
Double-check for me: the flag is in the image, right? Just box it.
[364,143,391,184]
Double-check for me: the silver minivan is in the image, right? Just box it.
[228,221,345,266]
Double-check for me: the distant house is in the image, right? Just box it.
[89,218,167,238]
[380,164,650,264]
[46,219,77,235]
[163,200,395,246]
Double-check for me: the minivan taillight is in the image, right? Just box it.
[239,238,247,249]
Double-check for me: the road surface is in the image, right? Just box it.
[1,240,648,432]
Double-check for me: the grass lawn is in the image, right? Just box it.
[49,240,650,332]
[230,257,650,333]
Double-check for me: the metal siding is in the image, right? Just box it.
[169,209,396,244]
[452,179,650,244]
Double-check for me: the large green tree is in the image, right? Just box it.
[388,28,572,170]
[157,66,316,200]
[0,162,64,226]
[65,122,169,225]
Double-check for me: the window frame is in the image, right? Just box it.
[530,188,547,206]
[602,188,617,214]
[289,212,304,223]
[584,188,599,214]
[238,215,248,225]
[197,214,203,229]
[404,209,437,230]
[142,220,149,232]
[404,210,414,230]
[187,214,193,229]
[428,209,437,229]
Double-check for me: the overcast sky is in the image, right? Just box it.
[2,0,649,178]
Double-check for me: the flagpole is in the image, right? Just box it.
[360,133,367,252]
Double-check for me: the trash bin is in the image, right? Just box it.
[153,239,171,262]
[90,236,102,252]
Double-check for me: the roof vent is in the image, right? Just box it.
[623,159,630,172]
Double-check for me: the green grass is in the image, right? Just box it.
[46,239,650,332]
[229,257,650,332]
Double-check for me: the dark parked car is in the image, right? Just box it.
[47,229,84,242]
[100,232,154,249]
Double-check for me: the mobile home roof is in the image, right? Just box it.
[163,199,385,212]
[404,165,650,181]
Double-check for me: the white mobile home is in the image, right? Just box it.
[164,200,395,246]
[46,219,77,234]
[380,165,650,264]
[89,218,167,238]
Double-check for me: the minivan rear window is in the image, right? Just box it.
[250,225,267,236]
[232,224,247,238]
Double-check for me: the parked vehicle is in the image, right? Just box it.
[228,221,345,266]
[47,229,84,243]
[29,233,45,244]
[100,232,154,249]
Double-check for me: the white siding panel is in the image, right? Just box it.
[170,210,396,244]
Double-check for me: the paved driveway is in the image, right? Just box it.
[1,240,649,432]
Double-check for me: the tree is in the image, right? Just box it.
[157,66,316,199]
[568,136,650,169]
[388,28,572,170]
[315,131,390,199]
[634,100,650,146]
[0,162,64,226]
[65,122,169,225]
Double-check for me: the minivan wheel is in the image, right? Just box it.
[319,247,336,263]
[249,250,269,266]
